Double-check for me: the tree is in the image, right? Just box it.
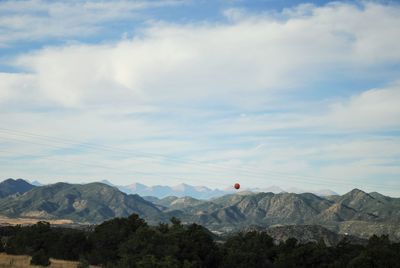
[52,230,89,260]
[222,231,274,268]
[88,214,147,264]
[77,257,90,268]
[354,234,399,267]
[30,249,50,266]
[176,223,220,267]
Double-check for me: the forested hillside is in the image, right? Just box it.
[0,214,399,267]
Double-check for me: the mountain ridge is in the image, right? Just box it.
[0,179,398,241]
[159,191,400,240]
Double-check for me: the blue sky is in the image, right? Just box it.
[0,0,400,196]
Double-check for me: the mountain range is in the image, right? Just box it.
[21,179,338,199]
[101,180,338,199]
[0,178,398,241]
[111,181,229,199]
[144,189,400,240]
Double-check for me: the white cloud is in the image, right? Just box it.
[0,72,37,101]
[323,83,400,130]
[208,82,400,134]
[0,0,184,46]
[3,2,397,109]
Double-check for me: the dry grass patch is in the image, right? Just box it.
[0,215,73,226]
[0,253,99,268]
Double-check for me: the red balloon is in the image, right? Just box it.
[234,183,240,190]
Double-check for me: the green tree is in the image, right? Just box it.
[349,234,398,268]
[30,249,50,266]
[88,214,147,265]
[77,257,90,268]
[222,231,274,268]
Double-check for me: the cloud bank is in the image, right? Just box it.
[0,1,399,195]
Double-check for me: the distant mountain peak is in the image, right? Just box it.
[346,188,369,197]
[30,180,43,186]
[350,188,365,193]
[314,189,338,196]
[100,179,115,186]
[126,182,147,188]
[172,183,189,190]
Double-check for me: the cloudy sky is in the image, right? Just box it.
[0,0,399,196]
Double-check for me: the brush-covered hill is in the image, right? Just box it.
[0,182,165,224]
[0,178,36,198]
[244,225,367,246]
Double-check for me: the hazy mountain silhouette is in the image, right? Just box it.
[100,180,338,199]
[114,182,227,199]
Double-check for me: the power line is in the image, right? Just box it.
[0,133,366,187]
[0,146,394,191]
[0,148,220,186]
[0,128,369,181]
[0,127,393,190]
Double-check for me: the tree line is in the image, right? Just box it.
[0,214,399,267]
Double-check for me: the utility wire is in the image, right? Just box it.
[0,127,378,187]
[0,140,394,191]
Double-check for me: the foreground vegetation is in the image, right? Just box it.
[0,214,399,268]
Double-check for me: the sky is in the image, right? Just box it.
[0,0,399,196]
